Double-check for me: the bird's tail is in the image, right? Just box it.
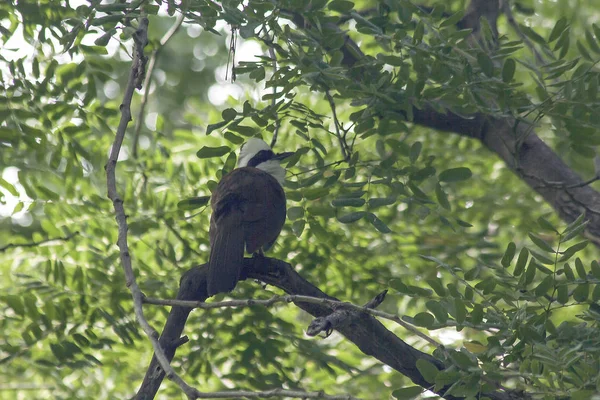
[207,210,245,296]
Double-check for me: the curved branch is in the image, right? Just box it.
[105,16,202,400]
[135,257,528,400]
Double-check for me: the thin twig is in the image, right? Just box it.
[0,232,79,253]
[502,1,547,65]
[325,90,349,161]
[105,16,200,400]
[143,294,442,348]
[268,46,281,148]
[188,388,361,399]
[132,11,185,158]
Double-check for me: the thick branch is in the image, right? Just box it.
[135,258,527,400]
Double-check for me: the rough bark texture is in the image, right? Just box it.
[135,258,528,400]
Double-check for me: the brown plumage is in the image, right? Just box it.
[207,167,287,296]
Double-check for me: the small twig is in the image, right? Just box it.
[187,388,361,399]
[518,169,600,190]
[268,46,281,148]
[162,217,203,257]
[0,231,79,253]
[325,90,349,161]
[132,11,185,158]
[143,294,442,348]
[502,1,547,65]
[105,16,200,400]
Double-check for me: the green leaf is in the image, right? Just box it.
[413,312,435,328]
[416,359,439,383]
[368,197,397,209]
[337,211,367,224]
[287,206,304,220]
[591,261,600,280]
[292,220,305,237]
[222,108,237,121]
[454,298,467,324]
[196,146,231,158]
[409,141,422,163]
[449,350,477,369]
[573,284,589,302]
[557,284,569,304]
[94,30,113,46]
[228,125,258,137]
[501,58,516,82]
[328,0,354,13]
[563,263,575,280]
[501,242,516,268]
[477,53,494,77]
[534,275,554,297]
[369,214,392,233]
[413,20,424,44]
[206,120,229,135]
[585,30,600,54]
[558,241,588,262]
[593,284,600,302]
[525,259,537,285]
[537,217,558,233]
[392,386,423,400]
[5,295,25,316]
[426,279,446,296]
[435,183,451,210]
[331,198,365,208]
[223,131,244,144]
[439,10,464,28]
[426,300,448,322]
[439,167,472,183]
[520,24,546,45]
[571,390,596,400]
[528,233,554,253]
[0,177,19,196]
[548,17,568,43]
[563,221,588,242]
[575,258,587,279]
[471,304,483,324]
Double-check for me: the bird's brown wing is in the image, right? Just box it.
[208,167,286,294]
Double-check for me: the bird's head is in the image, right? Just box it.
[238,138,294,185]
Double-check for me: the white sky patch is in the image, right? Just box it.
[432,327,465,346]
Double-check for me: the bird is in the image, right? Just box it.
[207,138,293,296]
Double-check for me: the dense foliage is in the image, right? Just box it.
[2,0,600,399]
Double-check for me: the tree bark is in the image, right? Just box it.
[135,257,528,400]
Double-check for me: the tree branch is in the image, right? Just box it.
[281,2,600,245]
[135,257,528,400]
[105,16,204,400]
[144,292,441,347]
[0,231,78,253]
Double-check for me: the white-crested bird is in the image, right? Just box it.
[207,138,293,296]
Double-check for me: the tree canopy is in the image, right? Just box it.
[2,0,600,399]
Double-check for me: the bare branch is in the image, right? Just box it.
[144,293,441,348]
[137,258,528,400]
[0,232,78,253]
[105,16,201,400]
[267,46,281,149]
[325,90,349,161]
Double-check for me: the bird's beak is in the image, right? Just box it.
[273,151,295,161]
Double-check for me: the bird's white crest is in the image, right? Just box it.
[238,138,286,185]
